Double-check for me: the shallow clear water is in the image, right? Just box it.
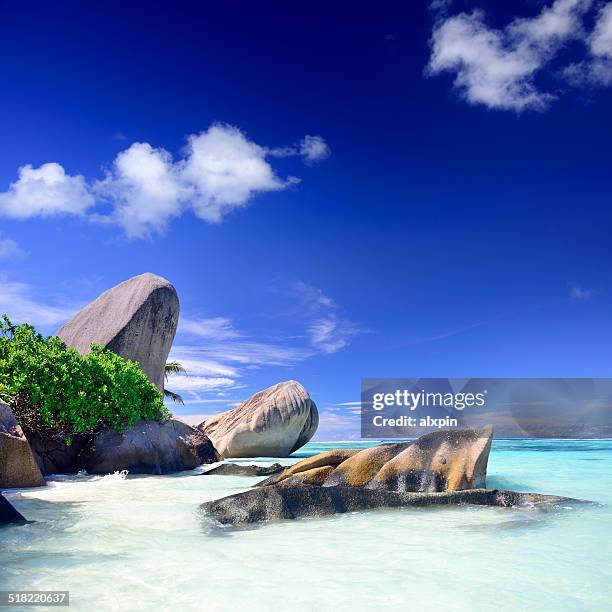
[1,440,611,612]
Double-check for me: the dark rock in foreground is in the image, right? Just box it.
[26,430,90,476]
[203,485,590,526]
[24,418,217,477]
[0,400,46,488]
[56,272,179,391]
[202,463,285,477]
[0,493,26,525]
[83,419,218,475]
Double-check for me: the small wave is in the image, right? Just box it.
[46,470,130,486]
[97,470,130,482]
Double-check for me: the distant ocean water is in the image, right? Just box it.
[1,440,611,611]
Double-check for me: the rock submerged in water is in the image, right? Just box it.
[56,272,179,391]
[83,419,218,475]
[0,400,45,488]
[258,427,493,493]
[203,485,589,526]
[198,380,318,458]
[202,463,285,477]
[203,427,590,525]
[0,493,26,525]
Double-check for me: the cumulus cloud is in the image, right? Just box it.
[95,142,184,238]
[565,3,612,85]
[427,0,596,111]
[0,123,329,238]
[181,124,295,223]
[591,3,612,57]
[0,235,27,261]
[299,135,331,163]
[0,163,94,219]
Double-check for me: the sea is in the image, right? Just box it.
[1,439,611,611]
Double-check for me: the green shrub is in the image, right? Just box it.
[0,315,171,441]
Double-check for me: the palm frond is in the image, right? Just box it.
[164,360,186,382]
[164,389,184,404]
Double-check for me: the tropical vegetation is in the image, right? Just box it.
[0,315,171,442]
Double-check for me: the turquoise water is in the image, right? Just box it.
[1,440,611,611]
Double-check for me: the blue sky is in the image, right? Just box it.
[1,1,611,439]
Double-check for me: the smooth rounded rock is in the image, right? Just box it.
[369,426,493,492]
[198,380,318,458]
[322,442,412,488]
[56,272,179,390]
[256,448,359,487]
[84,419,217,475]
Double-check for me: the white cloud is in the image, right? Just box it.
[169,282,359,401]
[268,134,331,163]
[0,235,27,261]
[427,0,593,111]
[591,3,612,58]
[0,123,329,238]
[308,316,359,354]
[293,281,336,309]
[166,348,240,378]
[179,316,240,340]
[299,135,331,163]
[167,339,307,400]
[293,281,361,354]
[0,163,94,219]
[165,375,238,393]
[182,124,295,223]
[565,3,612,85]
[95,142,184,239]
[570,285,595,300]
[189,340,311,368]
[0,276,77,326]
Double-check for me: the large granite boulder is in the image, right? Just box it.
[198,380,319,458]
[0,493,27,525]
[368,426,493,492]
[25,431,90,476]
[203,485,589,526]
[0,400,45,488]
[56,273,179,390]
[258,427,493,493]
[203,426,590,526]
[83,419,218,475]
[323,442,412,488]
[256,448,359,487]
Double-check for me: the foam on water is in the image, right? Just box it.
[1,440,611,611]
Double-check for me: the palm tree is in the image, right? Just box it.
[164,361,186,404]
